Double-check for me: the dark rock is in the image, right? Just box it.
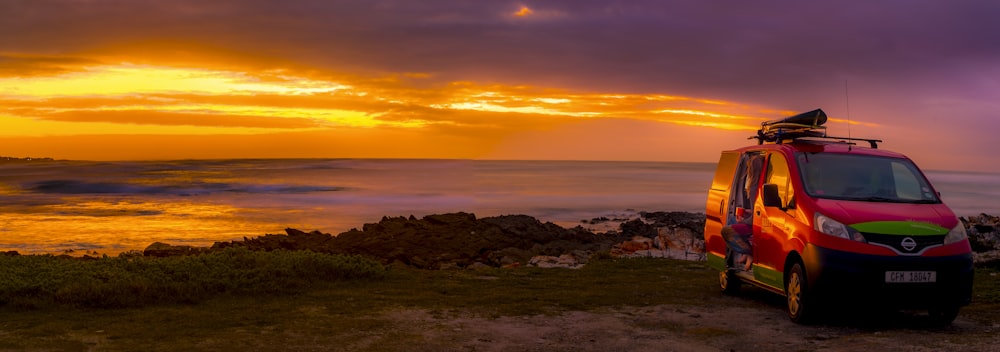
[964,213,1000,255]
[143,242,202,257]
[974,224,995,234]
[641,211,706,232]
[620,219,657,238]
[321,212,614,269]
[587,216,610,224]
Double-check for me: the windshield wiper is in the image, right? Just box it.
[856,196,939,204]
[856,196,902,203]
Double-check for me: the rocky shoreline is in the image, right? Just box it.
[10,211,997,269]
[137,211,1000,269]
[143,211,707,269]
[965,213,1000,264]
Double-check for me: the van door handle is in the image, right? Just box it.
[719,201,724,216]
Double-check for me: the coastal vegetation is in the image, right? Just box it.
[0,252,997,350]
[0,247,385,309]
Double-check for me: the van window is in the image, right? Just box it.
[891,162,923,200]
[711,152,740,191]
[765,153,793,207]
[795,152,940,203]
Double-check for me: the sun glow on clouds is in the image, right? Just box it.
[1,64,348,98]
[0,64,416,132]
[654,109,762,130]
[508,4,566,20]
[514,6,534,17]
[0,60,841,160]
[0,63,781,135]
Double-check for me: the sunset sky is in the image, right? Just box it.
[1,1,998,172]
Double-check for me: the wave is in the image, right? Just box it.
[28,180,159,194]
[24,179,342,196]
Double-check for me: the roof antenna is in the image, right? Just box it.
[844,79,853,151]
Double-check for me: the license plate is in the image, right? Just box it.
[885,271,936,283]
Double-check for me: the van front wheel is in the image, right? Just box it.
[786,263,812,324]
[928,305,960,326]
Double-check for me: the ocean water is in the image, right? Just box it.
[0,159,996,255]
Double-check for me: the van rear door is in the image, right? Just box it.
[705,151,741,262]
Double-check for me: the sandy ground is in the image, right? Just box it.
[366,301,999,352]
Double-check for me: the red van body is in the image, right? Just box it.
[704,133,973,324]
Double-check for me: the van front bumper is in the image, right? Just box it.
[802,244,974,309]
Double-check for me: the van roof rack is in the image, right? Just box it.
[750,108,882,148]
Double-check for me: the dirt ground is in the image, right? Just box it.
[366,300,998,352]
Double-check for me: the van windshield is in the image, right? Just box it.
[795,152,941,203]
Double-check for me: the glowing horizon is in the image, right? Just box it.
[0,61,823,162]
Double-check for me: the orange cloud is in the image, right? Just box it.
[827,117,880,128]
[0,54,872,160]
[42,110,323,129]
[514,6,534,17]
[0,53,102,77]
[1,62,784,133]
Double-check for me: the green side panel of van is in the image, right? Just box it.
[850,221,948,236]
[752,265,783,290]
[706,252,726,271]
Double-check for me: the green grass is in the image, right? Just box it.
[0,257,730,351]
[965,266,1000,324]
[358,258,723,317]
[0,255,996,351]
[0,247,386,309]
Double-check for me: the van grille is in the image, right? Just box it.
[861,233,945,255]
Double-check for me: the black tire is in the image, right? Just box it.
[928,305,960,326]
[786,262,812,324]
[720,270,741,295]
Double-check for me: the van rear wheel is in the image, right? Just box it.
[786,262,813,324]
[720,270,741,295]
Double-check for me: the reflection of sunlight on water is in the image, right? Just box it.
[0,200,276,256]
[0,160,720,256]
[2,159,993,258]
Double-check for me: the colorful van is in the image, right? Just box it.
[703,109,973,324]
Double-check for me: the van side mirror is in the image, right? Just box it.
[762,184,782,208]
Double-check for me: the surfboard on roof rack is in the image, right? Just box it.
[754,108,828,144]
[763,108,828,127]
[751,108,883,148]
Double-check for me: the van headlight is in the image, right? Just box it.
[944,222,968,245]
[815,212,866,242]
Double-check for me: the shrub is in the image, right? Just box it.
[0,248,385,309]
